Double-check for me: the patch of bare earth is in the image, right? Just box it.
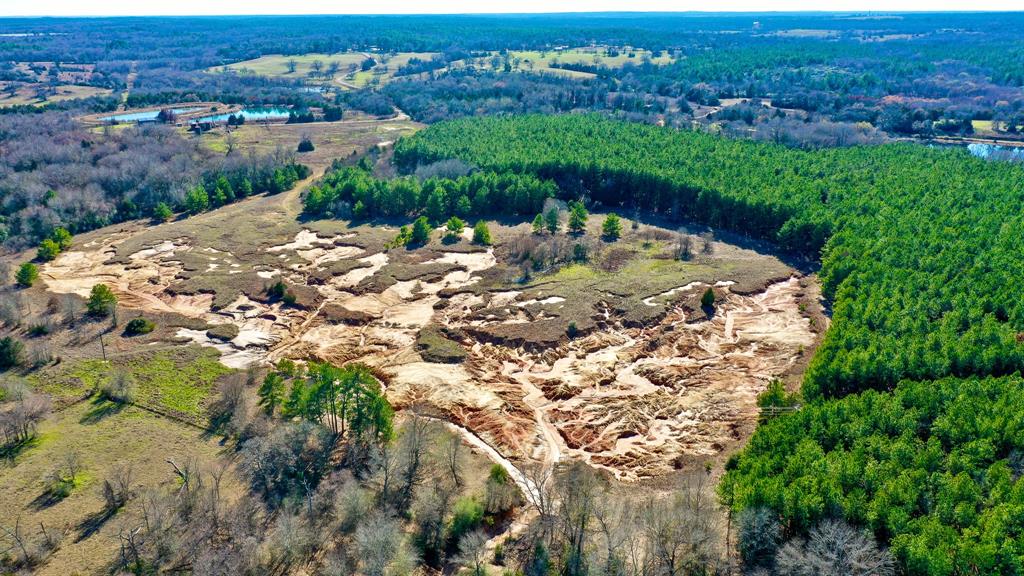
[39,210,819,483]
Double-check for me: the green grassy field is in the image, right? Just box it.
[30,346,232,421]
[209,51,440,87]
[510,46,674,69]
[0,83,112,108]
[210,52,367,77]
[0,400,238,576]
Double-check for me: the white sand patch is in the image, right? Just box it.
[387,362,502,410]
[489,291,522,307]
[176,328,263,369]
[333,252,388,288]
[516,296,566,307]
[268,229,355,252]
[130,239,187,261]
[296,245,364,267]
[425,249,496,273]
[642,281,704,307]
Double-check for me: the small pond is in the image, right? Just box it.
[965,142,1024,162]
[100,107,204,123]
[195,106,292,123]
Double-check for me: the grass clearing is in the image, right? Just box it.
[0,83,112,108]
[209,51,440,87]
[30,345,233,421]
[461,215,794,347]
[510,46,673,69]
[0,400,239,576]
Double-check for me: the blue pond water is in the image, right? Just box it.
[101,107,204,123]
[195,106,292,123]
[965,142,1024,162]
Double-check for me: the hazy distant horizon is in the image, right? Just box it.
[3,1,1023,17]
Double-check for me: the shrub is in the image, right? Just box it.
[601,213,623,240]
[87,284,117,316]
[99,371,135,403]
[124,317,155,336]
[28,321,52,337]
[444,216,465,243]
[701,287,715,308]
[567,321,578,338]
[448,497,484,552]
[297,138,315,153]
[153,201,173,222]
[757,379,798,412]
[36,238,61,262]
[267,280,287,300]
[568,201,588,234]
[184,184,210,214]
[0,336,25,369]
[410,216,432,246]
[472,221,492,245]
[572,243,588,262]
[16,262,38,287]
[544,207,559,233]
[532,213,545,234]
[51,227,72,251]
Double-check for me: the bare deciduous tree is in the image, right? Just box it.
[354,511,404,576]
[102,461,134,512]
[775,519,895,576]
[641,473,722,576]
[676,230,693,261]
[441,433,465,488]
[455,529,489,576]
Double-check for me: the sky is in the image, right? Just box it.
[1,0,1022,17]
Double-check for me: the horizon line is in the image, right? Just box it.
[4,9,1024,18]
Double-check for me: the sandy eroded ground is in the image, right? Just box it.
[41,220,817,480]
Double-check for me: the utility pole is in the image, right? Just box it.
[99,331,107,361]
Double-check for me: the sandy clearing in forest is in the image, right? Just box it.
[455,277,815,480]
[39,212,816,481]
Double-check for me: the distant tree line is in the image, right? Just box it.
[302,162,555,222]
[0,112,307,248]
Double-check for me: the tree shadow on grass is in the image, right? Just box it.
[29,485,70,511]
[0,435,41,464]
[75,506,116,542]
[79,397,126,425]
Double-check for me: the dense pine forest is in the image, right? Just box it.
[394,114,1024,573]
